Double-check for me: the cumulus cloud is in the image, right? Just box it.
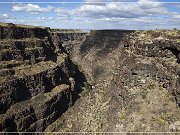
[0,13,26,24]
[12,1,167,19]
[1,14,9,19]
[9,1,180,29]
[12,3,53,12]
[73,1,167,19]
[138,0,161,8]
[52,0,178,29]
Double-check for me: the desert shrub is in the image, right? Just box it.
[83,82,90,91]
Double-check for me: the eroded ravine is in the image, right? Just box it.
[46,30,180,132]
[0,23,180,132]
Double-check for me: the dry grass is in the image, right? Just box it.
[132,30,180,45]
[0,22,46,29]
[45,84,69,98]
[14,61,57,77]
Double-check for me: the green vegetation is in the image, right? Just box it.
[83,82,90,91]
[175,39,180,43]
[152,115,166,126]
[119,111,126,120]
[152,111,178,127]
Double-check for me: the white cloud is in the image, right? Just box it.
[12,1,167,20]
[8,1,180,29]
[173,14,180,19]
[138,0,161,8]
[0,14,25,24]
[52,1,178,29]
[37,17,45,20]
[1,14,9,19]
[30,12,39,15]
[55,8,72,18]
[73,1,167,19]
[12,3,53,12]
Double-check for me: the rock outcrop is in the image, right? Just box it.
[0,23,88,132]
[47,30,180,132]
[0,23,180,133]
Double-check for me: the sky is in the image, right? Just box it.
[0,0,180,30]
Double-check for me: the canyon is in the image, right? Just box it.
[0,23,180,132]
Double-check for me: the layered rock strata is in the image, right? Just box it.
[0,23,88,132]
[0,23,180,132]
[47,30,180,132]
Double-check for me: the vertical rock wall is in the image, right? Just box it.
[0,23,88,132]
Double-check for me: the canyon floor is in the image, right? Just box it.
[0,23,180,133]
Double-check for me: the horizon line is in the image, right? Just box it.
[0,21,179,30]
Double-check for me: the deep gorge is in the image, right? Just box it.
[0,23,180,132]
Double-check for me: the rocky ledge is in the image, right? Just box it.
[49,29,180,132]
[0,23,88,132]
[0,23,180,133]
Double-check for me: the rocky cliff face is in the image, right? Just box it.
[47,30,180,132]
[0,23,180,133]
[0,23,88,132]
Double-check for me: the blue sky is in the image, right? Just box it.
[0,0,180,30]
